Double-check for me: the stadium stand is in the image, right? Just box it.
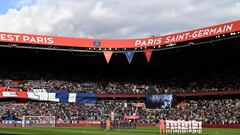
[0,67,240,94]
[0,29,240,128]
[1,98,239,125]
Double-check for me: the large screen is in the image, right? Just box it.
[146,94,175,109]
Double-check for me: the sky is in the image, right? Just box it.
[0,0,239,39]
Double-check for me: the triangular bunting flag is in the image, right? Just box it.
[144,49,153,62]
[103,51,113,64]
[124,50,134,64]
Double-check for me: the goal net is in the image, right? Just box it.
[22,116,55,127]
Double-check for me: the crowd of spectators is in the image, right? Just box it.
[0,101,99,123]
[0,69,240,94]
[0,66,240,125]
[145,99,240,124]
[1,98,240,125]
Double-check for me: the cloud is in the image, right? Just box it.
[13,0,36,8]
[0,0,239,39]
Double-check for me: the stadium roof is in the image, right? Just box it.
[0,20,240,52]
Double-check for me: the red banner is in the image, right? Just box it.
[144,49,153,62]
[132,103,145,107]
[78,121,100,124]
[0,86,7,91]
[124,115,140,119]
[103,51,113,64]
[0,20,240,48]
[0,91,28,98]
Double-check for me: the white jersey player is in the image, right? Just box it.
[182,120,188,133]
[177,120,182,133]
[192,120,198,133]
[187,120,192,133]
[170,120,174,133]
[173,120,178,133]
[198,121,203,134]
[165,120,170,133]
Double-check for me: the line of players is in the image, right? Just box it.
[160,119,203,134]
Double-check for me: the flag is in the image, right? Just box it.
[7,91,97,105]
[103,51,113,64]
[76,93,97,104]
[124,50,134,64]
[144,49,153,62]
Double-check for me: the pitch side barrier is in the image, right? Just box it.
[1,123,240,129]
[0,20,240,49]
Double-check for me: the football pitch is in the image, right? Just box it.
[0,127,240,135]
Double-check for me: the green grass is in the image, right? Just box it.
[0,127,240,135]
